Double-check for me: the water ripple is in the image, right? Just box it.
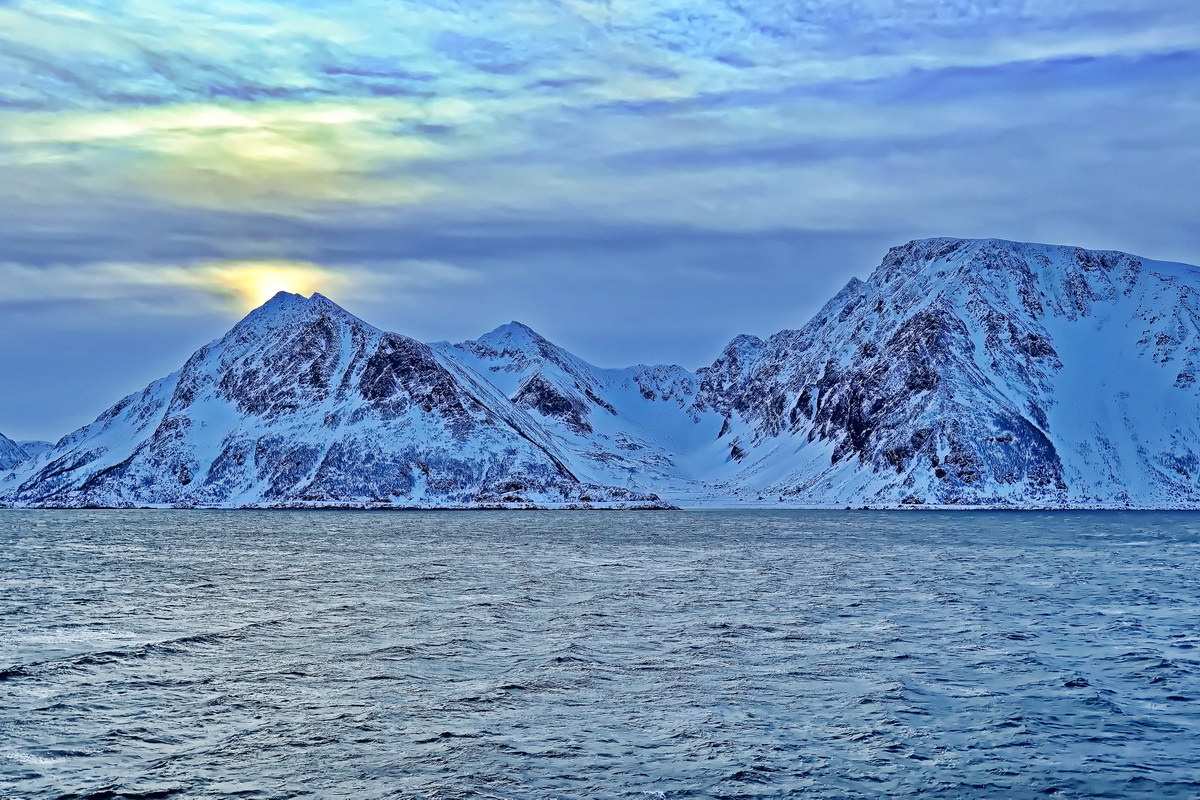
[2,510,1200,798]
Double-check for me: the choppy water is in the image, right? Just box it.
[3,511,1200,799]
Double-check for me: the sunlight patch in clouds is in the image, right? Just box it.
[0,260,350,313]
[0,3,1196,253]
[198,258,480,312]
[200,260,348,311]
[2,99,448,208]
[4,0,1195,218]
[0,258,480,316]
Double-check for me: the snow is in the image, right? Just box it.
[691,238,1200,507]
[0,293,662,509]
[16,441,53,459]
[4,241,1200,509]
[0,432,28,471]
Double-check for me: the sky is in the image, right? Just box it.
[2,0,1199,441]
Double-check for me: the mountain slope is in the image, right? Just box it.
[436,322,724,492]
[4,238,1198,509]
[16,441,52,459]
[0,293,659,508]
[696,238,1200,507]
[0,432,28,471]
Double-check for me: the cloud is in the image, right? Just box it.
[0,257,480,316]
[2,0,1196,225]
[2,0,1196,114]
[3,0,1200,445]
[198,260,350,311]
[1,98,451,208]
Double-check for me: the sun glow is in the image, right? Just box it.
[201,260,348,311]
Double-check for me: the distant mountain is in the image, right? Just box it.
[0,293,661,508]
[16,441,53,459]
[435,322,722,494]
[3,238,1198,508]
[0,433,27,471]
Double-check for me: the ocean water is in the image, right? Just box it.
[2,511,1200,800]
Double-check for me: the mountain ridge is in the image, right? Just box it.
[3,237,1199,509]
[0,432,28,471]
[0,291,663,508]
[689,237,1200,506]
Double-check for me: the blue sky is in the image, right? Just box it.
[2,0,1199,440]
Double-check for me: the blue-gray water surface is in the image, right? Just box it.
[3,510,1200,799]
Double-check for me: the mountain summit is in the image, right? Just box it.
[4,239,1199,509]
[696,238,1200,506]
[0,292,659,508]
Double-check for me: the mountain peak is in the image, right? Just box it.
[881,237,976,268]
[260,289,309,308]
[234,291,375,338]
[6,235,1198,510]
[873,237,1064,289]
[253,290,346,313]
[469,321,562,359]
[901,236,1020,250]
[889,236,1143,266]
[484,320,546,342]
[876,237,1162,296]
[239,291,317,325]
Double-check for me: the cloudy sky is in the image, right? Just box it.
[2,0,1199,440]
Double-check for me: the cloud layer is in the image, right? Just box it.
[1,0,1199,438]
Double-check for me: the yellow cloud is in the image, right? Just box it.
[0,257,480,316]
[0,259,351,313]
[198,260,350,312]
[1,99,443,209]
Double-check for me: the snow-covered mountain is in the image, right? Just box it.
[3,237,1198,508]
[16,441,52,459]
[695,238,1200,507]
[0,293,662,508]
[435,322,724,494]
[436,239,1200,507]
[0,432,28,471]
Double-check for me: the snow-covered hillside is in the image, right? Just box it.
[0,432,28,471]
[0,293,662,508]
[436,322,724,494]
[3,237,1198,508]
[16,441,52,459]
[695,238,1200,507]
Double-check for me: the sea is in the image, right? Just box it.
[2,510,1200,799]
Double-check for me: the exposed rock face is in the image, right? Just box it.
[0,294,660,508]
[435,239,1200,507]
[4,237,1199,508]
[436,321,721,492]
[0,433,28,471]
[512,373,595,434]
[696,238,1200,507]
